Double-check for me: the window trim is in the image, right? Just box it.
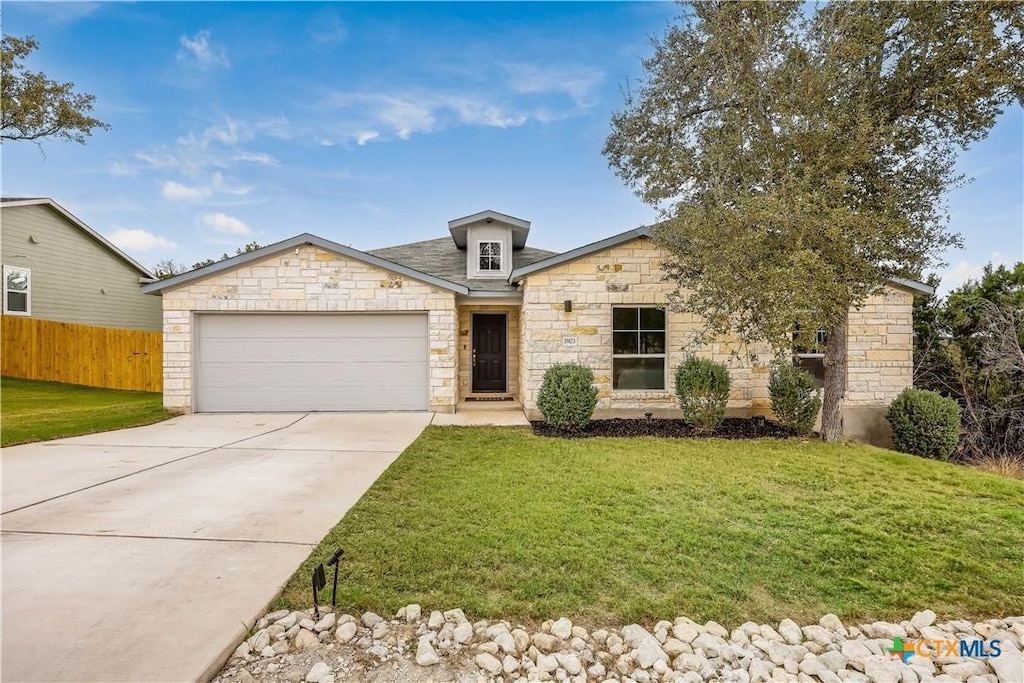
[3,264,31,316]
[611,305,668,391]
[477,240,503,272]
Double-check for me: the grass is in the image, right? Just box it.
[280,426,1024,627]
[1,376,172,446]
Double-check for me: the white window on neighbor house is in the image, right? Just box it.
[478,241,502,272]
[612,306,666,390]
[3,265,30,315]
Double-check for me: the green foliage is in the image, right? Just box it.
[604,1,1023,439]
[674,357,731,432]
[537,364,598,431]
[769,364,822,435]
[914,263,1024,460]
[886,388,962,461]
[1,35,109,144]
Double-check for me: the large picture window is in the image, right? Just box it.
[3,265,30,315]
[612,306,665,390]
[478,241,502,271]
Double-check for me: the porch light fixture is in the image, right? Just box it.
[563,300,572,312]
[753,415,767,428]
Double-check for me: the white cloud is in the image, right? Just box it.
[107,228,177,252]
[199,212,252,236]
[310,13,347,45]
[177,30,230,70]
[325,91,529,143]
[355,131,379,146]
[936,251,1011,295]
[161,181,212,202]
[504,63,605,106]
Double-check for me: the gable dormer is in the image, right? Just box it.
[448,210,531,280]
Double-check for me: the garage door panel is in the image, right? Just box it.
[196,314,429,412]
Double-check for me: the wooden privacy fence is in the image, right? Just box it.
[1,316,162,392]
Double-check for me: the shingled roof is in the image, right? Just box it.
[368,237,558,292]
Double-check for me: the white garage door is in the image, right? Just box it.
[196,314,428,412]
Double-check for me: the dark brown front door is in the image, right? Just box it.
[472,314,506,392]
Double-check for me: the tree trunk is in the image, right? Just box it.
[821,316,848,442]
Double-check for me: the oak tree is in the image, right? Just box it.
[1,35,110,144]
[605,1,1024,440]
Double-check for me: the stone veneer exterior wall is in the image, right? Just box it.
[456,304,520,401]
[518,237,916,443]
[160,245,457,413]
[518,238,774,418]
[843,289,914,444]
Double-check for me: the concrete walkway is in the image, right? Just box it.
[1,412,431,683]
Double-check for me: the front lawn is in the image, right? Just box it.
[279,426,1024,626]
[1,376,172,446]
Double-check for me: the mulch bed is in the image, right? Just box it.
[531,417,796,439]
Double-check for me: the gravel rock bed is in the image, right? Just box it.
[216,606,1023,683]
[531,418,794,439]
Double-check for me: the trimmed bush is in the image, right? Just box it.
[886,388,961,460]
[769,363,822,435]
[537,364,599,431]
[674,356,731,432]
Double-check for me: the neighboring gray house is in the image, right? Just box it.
[0,198,161,331]
[142,209,931,444]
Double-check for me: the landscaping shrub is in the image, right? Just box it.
[674,356,730,432]
[886,388,962,460]
[769,363,822,435]
[537,364,598,431]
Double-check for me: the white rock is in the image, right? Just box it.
[589,662,607,678]
[863,656,902,683]
[779,619,803,645]
[869,622,908,639]
[556,653,583,675]
[361,612,383,628]
[819,649,849,672]
[692,632,729,658]
[502,654,519,674]
[802,625,835,645]
[704,621,729,638]
[294,629,319,650]
[405,604,421,622]
[538,653,560,673]
[313,613,335,633]
[673,623,700,644]
[623,624,669,669]
[334,622,357,644]
[427,611,445,629]
[664,638,689,657]
[494,629,517,655]
[415,635,440,666]
[305,661,330,683]
[265,609,289,622]
[841,639,873,661]
[299,618,315,631]
[371,622,388,639]
[248,629,270,652]
[749,659,774,682]
[910,610,937,630]
[990,639,1023,683]
[944,661,990,680]
[820,614,845,632]
[443,608,468,624]
[551,618,573,640]
[260,646,275,658]
[453,621,474,644]
[476,652,503,675]
[533,632,562,652]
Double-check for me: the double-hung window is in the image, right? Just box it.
[478,241,502,272]
[3,265,30,315]
[612,306,666,390]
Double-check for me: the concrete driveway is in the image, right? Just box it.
[1,412,432,683]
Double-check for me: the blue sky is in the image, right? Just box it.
[3,1,1022,294]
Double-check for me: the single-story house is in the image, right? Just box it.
[142,210,931,443]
